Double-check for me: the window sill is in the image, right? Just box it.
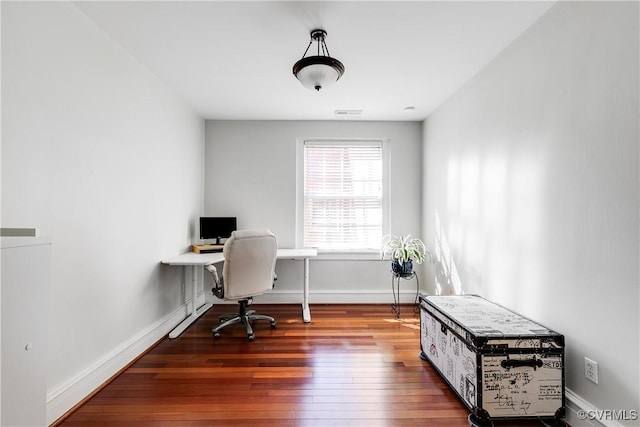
[313,251,386,261]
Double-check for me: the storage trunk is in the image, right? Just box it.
[419,294,565,425]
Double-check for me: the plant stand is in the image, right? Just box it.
[390,271,419,318]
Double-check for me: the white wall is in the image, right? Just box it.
[205,120,422,303]
[1,2,203,423]
[422,1,638,425]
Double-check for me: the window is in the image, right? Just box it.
[297,139,389,252]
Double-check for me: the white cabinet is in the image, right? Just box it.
[1,237,50,427]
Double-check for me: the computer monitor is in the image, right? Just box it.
[199,217,237,244]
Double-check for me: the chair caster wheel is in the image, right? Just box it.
[468,414,493,427]
[540,419,567,427]
[271,320,277,328]
[248,334,255,341]
[213,331,221,339]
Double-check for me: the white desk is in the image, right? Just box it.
[162,248,317,339]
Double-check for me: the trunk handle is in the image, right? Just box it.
[501,356,543,370]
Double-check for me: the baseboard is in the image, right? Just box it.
[254,290,420,304]
[46,298,196,425]
[45,294,633,427]
[45,291,416,424]
[565,388,632,427]
[46,291,517,425]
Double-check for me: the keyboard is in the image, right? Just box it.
[199,248,223,253]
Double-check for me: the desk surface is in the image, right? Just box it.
[162,248,317,266]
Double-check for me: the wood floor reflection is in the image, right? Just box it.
[56,304,552,427]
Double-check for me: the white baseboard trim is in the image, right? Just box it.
[254,290,420,305]
[46,294,630,427]
[565,388,630,427]
[45,291,419,424]
[46,298,195,425]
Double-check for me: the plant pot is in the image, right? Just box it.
[391,259,413,277]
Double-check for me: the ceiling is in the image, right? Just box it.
[74,1,555,121]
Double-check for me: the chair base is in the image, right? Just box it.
[213,299,276,341]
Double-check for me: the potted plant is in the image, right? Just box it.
[380,234,429,277]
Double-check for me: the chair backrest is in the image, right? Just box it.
[222,229,277,300]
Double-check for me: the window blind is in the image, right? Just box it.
[303,141,383,250]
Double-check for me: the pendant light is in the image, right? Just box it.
[292,29,345,91]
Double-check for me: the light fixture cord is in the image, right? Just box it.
[321,39,330,57]
[301,39,313,59]
[299,32,331,59]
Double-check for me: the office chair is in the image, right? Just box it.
[204,229,277,341]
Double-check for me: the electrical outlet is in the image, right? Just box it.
[585,357,599,384]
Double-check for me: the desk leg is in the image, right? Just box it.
[302,257,311,323]
[169,265,213,339]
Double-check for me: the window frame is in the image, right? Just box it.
[295,137,391,257]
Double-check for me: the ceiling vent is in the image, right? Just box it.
[334,109,363,117]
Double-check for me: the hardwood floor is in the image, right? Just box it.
[57,304,550,427]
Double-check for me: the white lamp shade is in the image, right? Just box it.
[296,63,340,91]
[293,55,345,91]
